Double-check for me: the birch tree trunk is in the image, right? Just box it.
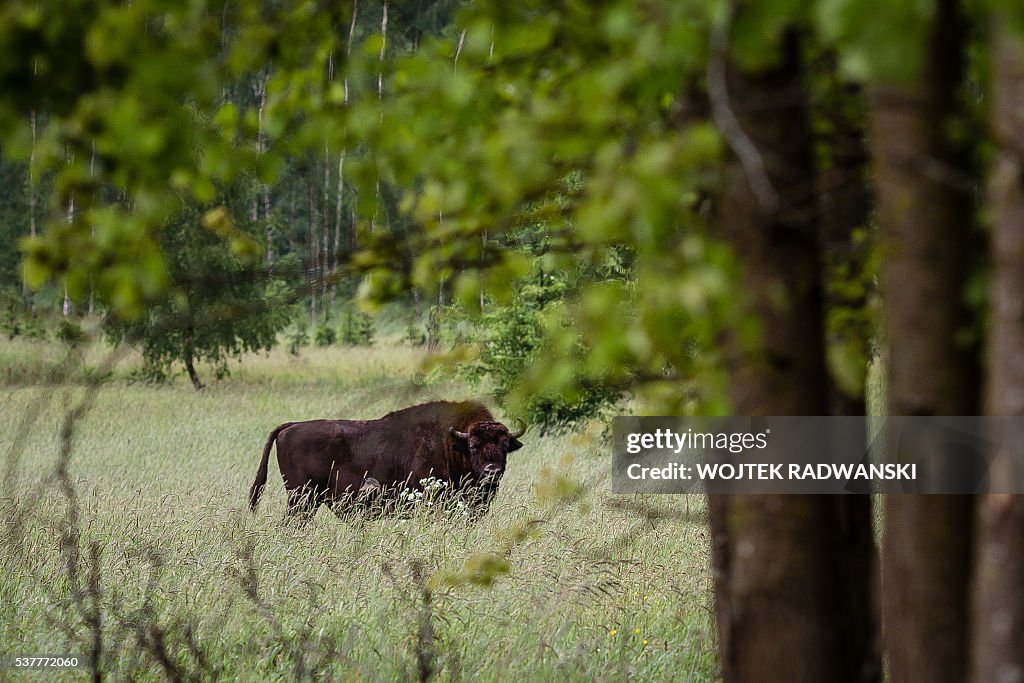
[64,157,74,317]
[322,141,331,320]
[254,72,273,267]
[332,0,358,310]
[370,0,387,234]
[308,175,319,326]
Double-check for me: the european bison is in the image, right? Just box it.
[248,400,524,521]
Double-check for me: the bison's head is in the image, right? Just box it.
[449,419,525,484]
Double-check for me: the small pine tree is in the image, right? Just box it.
[470,261,622,434]
[341,307,375,346]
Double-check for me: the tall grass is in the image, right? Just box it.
[1,340,716,681]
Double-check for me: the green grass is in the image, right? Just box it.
[0,339,716,681]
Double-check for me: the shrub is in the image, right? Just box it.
[314,323,337,347]
[56,319,88,348]
[405,323,427,347]
[341,309,375,347]
[288,322,310,356]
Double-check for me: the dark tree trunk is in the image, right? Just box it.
[709,26,878,683]
[184,328,203,391]
[867,1,979,680]
[970,18,1024,682]
[816,68,873,417]
[185,356,204,391]
[814,69,880,678]
[25,110,37,300]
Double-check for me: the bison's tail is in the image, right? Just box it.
[249,423,294,511]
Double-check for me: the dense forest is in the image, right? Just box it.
[2,0,1023,680]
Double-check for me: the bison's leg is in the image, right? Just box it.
[284,485,321,525]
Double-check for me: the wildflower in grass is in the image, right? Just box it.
[609,629,617,636]
[419,476,447,495]
[634,628,641,635]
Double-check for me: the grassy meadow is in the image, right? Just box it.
[0,337,716,681]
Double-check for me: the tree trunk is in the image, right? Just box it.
[322,146,331,320]
[185,356,204,391]
[427,280,443,351]
[709,26,878,682]
[332,2,358,309]
[25,110,36,301]
[287,185,298,258]
[814,71,879,674]
[184,327,203,391]
[370,0,388,235]
[867,1,979,680]
[378,0,387,103]
[817,72,872,417]
[332,148,348,313]
[969,17,1024,683]
[255,73,273,268]
[88,139,96,316]
[64,193,74,317]
[308,174,319,326]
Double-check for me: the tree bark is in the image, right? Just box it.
[332,0,358,311]
[969,17,1024,683]
[308,173,319,326]
[64,192,74,317]
[817,72,872,417]
[185,357,203,391]
[322,145,331,320]
[814,71,879,676]
[867,1,979,680]
[24,110,36,300]
[427,280,444,351]
[709,26,878,683]
[184,327,203,391]
[254,72,273,268]
[370,0,388,234]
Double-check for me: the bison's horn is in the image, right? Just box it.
[449,427,470,440]
[509,418,527,439]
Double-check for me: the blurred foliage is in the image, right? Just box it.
[7,0,1005,411]
[405,322,428,347]
[342,1,748,414]
[463,251,624,433]
[55,318,88,349]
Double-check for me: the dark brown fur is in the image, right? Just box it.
[248,401,523,520]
